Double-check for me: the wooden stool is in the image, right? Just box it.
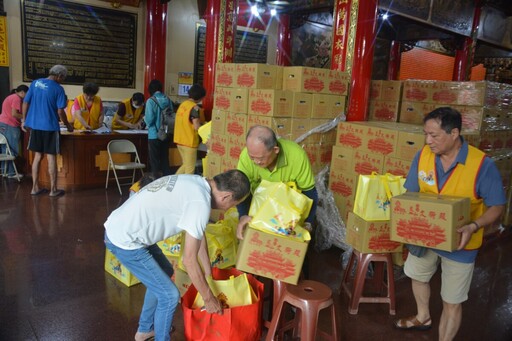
[340,250,396,315]
[266,280,338,341]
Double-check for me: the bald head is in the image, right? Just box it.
[246,125,278,151]
[246,125,280,170]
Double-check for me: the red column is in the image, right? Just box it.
[453,1,482,81]
[346,0,378,122]
[144,1,168,99]
[331,0,351,71]
[276,14,291,66]
[203,0,237,121]
[387,40,401,80]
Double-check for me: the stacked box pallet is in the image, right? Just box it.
[368,80,403,122]
[281,66,350,174]
[329,120,425,223]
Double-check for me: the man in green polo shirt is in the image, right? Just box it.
[236,125,318,240]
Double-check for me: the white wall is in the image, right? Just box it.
[5,0,277,102]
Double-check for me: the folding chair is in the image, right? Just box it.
[0,133,21,183]
[105,139,145,195]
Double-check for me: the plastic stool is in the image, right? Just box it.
[266,280,338,341]
[263,279,286,328]
[340,250,396,315]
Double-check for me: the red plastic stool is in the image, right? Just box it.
[263,279,287,328]
[340,249,396,315]
[265,280,338,341]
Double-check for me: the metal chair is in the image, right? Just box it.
[105,139,145,195]
[0,133,21,182]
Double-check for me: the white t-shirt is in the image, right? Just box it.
[105,175,211,250]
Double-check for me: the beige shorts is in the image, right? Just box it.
[404,249,475,304]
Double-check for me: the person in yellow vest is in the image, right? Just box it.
[71,82,104,130]
[173,84,206,174]
[394,107,506,340]
[112,92,145,130]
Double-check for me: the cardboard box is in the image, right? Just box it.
[329,169,358,199]
[236,63,282,89]
[227,134,244,161]
[282,66,329,93]
[383,156,411,177]
[205,153,222,177]
[332,192,355,222]
[395,130,425,161]
[236,226,309,284]
[225,112,247,139]
[291,92,312,118]
[326,70,350,96]
[402,80,435,103]
[290,118,311,141]
[369,100,400,122]
[214,87,234,111]
[215,63,236,88]
[272,117,292,139]
[346,212,403,253]
[211,109,226,135]
[231,88,249,113]
[371,80,403,102]
[104,249,141,287]
[311,94,346,119]
[248,89,293,117]
[330,145,384,174]
[335,121,366,148]
[399,101,437,125]
[390,192,471,251]
[209,134,228,158]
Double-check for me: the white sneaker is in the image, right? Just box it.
[8,174,23,180]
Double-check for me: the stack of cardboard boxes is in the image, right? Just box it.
[205,63,350,177]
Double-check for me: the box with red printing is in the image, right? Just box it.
[364,124,398,156]
[302,144,320,173]
[369,100,400,122]
[383,156,411,177]
[330,146,384,174]
[346,212,402,253]
[213,87,233,111]
[390,192,471,252]
[248,89,292,117]
[326,70,349,96]
[209,134,228,158]
[236,63,282,89]
[402,80,435,103]
[329,169,358,199]
[227,135,245,161]
[225,112,247,139]
[282,66,329,94]
[333,192,355,222]
[236,226,309,285]
[247,114,273,129]
[215,63,236,88]
[335,122,367,148]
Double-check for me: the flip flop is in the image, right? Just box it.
[49,189,65,197]
[394,316,432,330]
[31,188,48,196]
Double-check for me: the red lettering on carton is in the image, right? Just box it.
[396,217,446,247]
[304,77,324,92]
[247,250,296,279]
[216,72,233,86]
[237,73,255,87]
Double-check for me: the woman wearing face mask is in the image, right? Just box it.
[112,92,145,130]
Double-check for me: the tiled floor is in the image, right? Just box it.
[0,178,511,340]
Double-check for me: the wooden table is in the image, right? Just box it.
[30,131,149,190]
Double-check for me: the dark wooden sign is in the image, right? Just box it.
[21,0,137,88]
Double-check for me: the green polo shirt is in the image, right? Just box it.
[237,138,315,194]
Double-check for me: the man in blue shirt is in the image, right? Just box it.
[22,65,73,197]
[395,107,506,341]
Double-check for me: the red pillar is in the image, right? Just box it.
[203,0,237,121]
[387,40,401,80]
[346,0,378,121]
[452,1,482,81]
[144,0,168,99]
[276,14,291,66]
[331,0,351,71]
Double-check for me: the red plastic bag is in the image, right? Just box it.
[181,268,263,341]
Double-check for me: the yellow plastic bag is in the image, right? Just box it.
[192,272,254,309]
[206,221,237,269]
[157,232,184,257]
[249,180,312,241]
[353,172,406,221]
[104,248,141,287]
[198,121,212,143]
